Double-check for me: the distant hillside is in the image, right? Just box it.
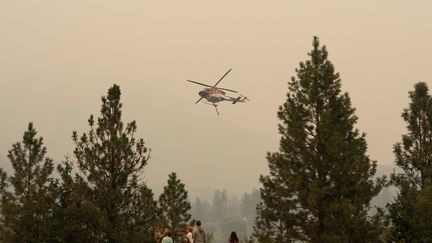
[147,164,400,207]
[375,163,398,178]
[371,164,400,209]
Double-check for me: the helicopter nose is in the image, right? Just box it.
[198,91,205,97]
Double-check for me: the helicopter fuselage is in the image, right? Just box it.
[199,88,231,103]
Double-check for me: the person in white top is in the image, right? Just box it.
[186,226,193,243]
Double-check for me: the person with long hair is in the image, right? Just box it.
[228,231,239,243]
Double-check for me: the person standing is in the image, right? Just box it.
[192,220,206,243]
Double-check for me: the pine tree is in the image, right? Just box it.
[388,82,432,241]
[0,123,56,243]
[159,172,192,242]
[254,36,385,243]
[72,84,155,242]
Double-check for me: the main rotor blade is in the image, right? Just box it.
[213,68,232,88]
[188,79,237,92]
[195,97,203,104]
[187,80,212,88]
[217,87,238,93]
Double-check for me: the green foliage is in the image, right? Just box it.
[254,36,385,243]
[159,172,192,242]
[388,82,432,242]
[52,159,103,242]
[71,84,157,242]
[0,123,56,243]
[393,82,432,187]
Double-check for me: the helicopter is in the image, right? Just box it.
[186,68,248,115]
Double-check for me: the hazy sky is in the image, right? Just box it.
[1,1,431,196]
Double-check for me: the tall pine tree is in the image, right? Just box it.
[254,37,385,242]
[72,84,157,242]
[388,82,432,241]
[0,123,56,243]
[159,172,192,242]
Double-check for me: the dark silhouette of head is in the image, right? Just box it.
[196,220,202,226]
